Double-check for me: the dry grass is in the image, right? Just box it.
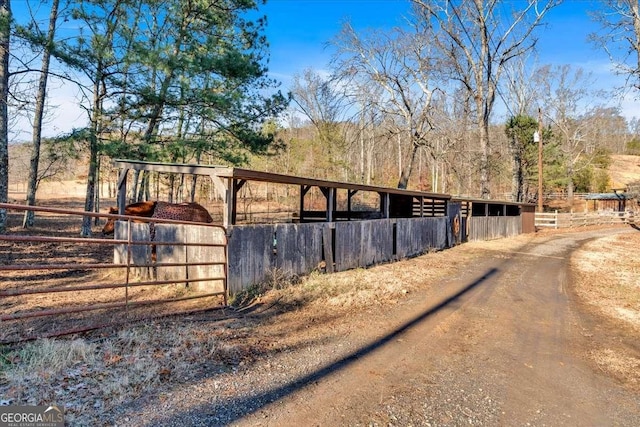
[572,232,640,329]
[590,349,640,388]
[0,238,497,422]
[571,231,640,388]
[0,321,254,423]
[0,229,638,422]
[263,242,494,311]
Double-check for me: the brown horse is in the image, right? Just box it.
[102,201,213,235]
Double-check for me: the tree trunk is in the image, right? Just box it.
[510,135,524,202]
[168,174,176,203]
[190,176,198,202]
[567,165,575,207]
[397,143,420,189]
[93,156,101,225]
[23,0,59,228]
[80,68,102,237]
[0,0,10,234]
[81,137,98,237]
[189,152,202,202]
[359,109,365,183]
[366,116,374,185]
[480,119,491,199]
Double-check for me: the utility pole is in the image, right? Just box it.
[536,107,543,213]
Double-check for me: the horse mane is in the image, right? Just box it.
[124,201,157,217]
[107,201,157,217]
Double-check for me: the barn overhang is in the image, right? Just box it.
[112,159,452,228]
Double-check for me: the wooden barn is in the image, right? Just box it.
[585,192,628,212]
[110,160,536,294]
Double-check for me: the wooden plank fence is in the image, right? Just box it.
[114,222,227,294]
[227,217,449,294]
[114,208,530,295]
[334,220,394,271]
[468,216,521,241]
[396,217,448,258]
[535,211,636,229]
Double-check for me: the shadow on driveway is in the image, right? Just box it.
[154,268,499,426]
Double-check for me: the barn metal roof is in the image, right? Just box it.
[113,159,451,200]
[584,193,628,200]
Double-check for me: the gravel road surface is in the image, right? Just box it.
[111,227,640,426]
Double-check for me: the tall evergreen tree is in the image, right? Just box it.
[0,0,10,234]
[57,0,288,235]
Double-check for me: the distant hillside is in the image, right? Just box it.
[608,155,640,188]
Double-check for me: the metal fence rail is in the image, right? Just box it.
[0,202,227,343]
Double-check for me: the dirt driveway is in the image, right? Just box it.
[105,226,640,426]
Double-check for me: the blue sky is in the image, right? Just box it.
[262,0,618,83]
[9,0,638,140]
[262,0,417,86]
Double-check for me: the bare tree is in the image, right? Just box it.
[332,22,440,189]
[22,0,59,228]
[501,55,542,201]
[590,0,640,91]
[291,68,350,180]
[501,53,541,118]
[411,0,559,198]
[0,0,10,234]
[537,64,609,202]
[584,107,629,155]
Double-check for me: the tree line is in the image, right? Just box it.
[0,0,289,235]
[1,0,640,234]
[283,1,640,203]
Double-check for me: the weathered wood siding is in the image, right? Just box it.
[155,224,226,293]
[227,210,529,293]
[274,223,325,277]
[114,221,152,279]
[334,220,394,271]
[396,217,448,258]
[228,218,449,293]
[468,216,521,241]
[114,221,226,293]
[227,223,326,295]
[227,225,274,295]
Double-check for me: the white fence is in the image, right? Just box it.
[498,193,589,201]
[535,211,636,228]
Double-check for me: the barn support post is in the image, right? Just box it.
[322,223,335,273]
[209,175,231,228]
[299,185,311,222]
[319,187,335,222]
[332,188,337,217]
[380,192,390,218]
[116,168,129,214]
[299,185,304,221]
[348,189,358,220]
[232,179,246,225]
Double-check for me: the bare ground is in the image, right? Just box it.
[2,215,639,426]
[114,225,638,427]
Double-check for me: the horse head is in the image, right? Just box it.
[101,207,120,235]
[102,201,158,236]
